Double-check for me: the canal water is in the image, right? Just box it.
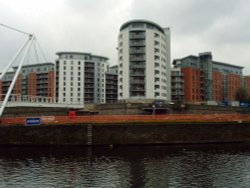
[1,144,250,187]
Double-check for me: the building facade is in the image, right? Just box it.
[171,67,184,102]
[0,63,54,101]
[117,20,171,102]
[212,61,243,102]
[106,65,118,103]
[173,52,244,103]
[244,76,250,98]
[173,56,201,103]
[55,52,109,105]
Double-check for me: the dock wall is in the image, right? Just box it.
[1,122,250,146]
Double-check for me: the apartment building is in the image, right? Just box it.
[0,63,54,101]
[173,52,244,103]
[117,20,171,102]
[55,52,109,105]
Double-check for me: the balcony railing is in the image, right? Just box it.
[130,72,145,77]
[130,64,145,69]
[129,33,145,39]
[130,41,145,46]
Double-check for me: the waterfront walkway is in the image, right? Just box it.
[1,114,250,125]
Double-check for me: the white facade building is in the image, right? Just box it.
[118,20,171,102]
[55,52,109,105]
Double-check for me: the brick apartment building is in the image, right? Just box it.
[0,63,54,101]
[172,52,245,103]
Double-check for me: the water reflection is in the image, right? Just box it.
[1,144,250,187]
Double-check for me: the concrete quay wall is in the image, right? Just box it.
[1,122,250,146]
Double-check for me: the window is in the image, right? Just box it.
[154,92,159,97]
[155,85,160,90]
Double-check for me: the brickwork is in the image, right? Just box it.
[244,76,250,97]
[13,74,22,96]
[47,71,55,98]
[227,74,241,101]
[181,67,201,102]
[212,71,223,101]
[27,73,37,96]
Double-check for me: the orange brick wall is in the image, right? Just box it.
[47,71,55,98]
[226,74,241,101]
[13,74,22,96]
[27,73,37,96]
[212,71,223,101]
[181,68,201,103]
[244,76,250,97]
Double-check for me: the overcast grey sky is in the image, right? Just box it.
[1,0,250,74]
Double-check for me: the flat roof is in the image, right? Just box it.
[56,51,109,61]
[213,61,244,69]
[13,62,54,69]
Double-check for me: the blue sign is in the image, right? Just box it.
[240,102,249,107]
[25,117,41,126]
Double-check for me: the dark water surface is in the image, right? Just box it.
[1,144,250,187]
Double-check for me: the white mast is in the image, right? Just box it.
[0,23,34,116]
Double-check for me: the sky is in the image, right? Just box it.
[0,0,250,74]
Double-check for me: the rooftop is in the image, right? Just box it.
[120,19,166,34]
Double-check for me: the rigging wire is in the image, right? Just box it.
[33,42,40,64]
[35,39,48,62]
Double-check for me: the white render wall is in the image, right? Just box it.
[118,20,171,102]
[56,52,109,105]
[57,58,85,105]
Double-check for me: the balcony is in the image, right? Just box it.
[172,91,184,96]
[130,64,145,69]
[85,69,94,73]
[130,56,145,62]
[85,84,94,89]
[130,48,145,54]
[85,79,94,83]
[130,41,145,47]
[129,33,145,39]
[130,79,145,84]
[130,86,145,92]
[85,74,94,78]
[85,89,94,94]
[130,72,145,77]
